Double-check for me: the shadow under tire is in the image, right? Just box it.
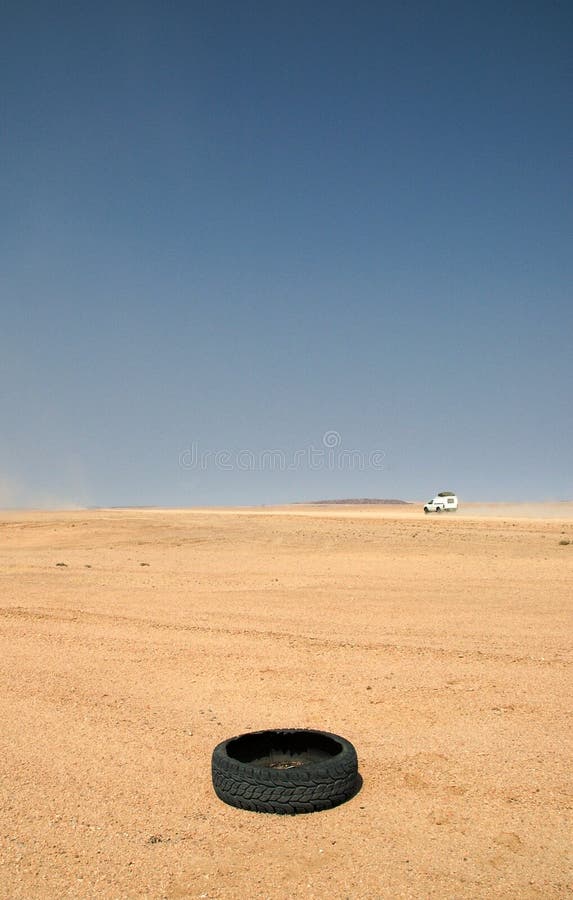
[212,728,359,815]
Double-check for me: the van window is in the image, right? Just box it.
[447,498,454,504]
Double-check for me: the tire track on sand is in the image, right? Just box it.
[0,605,567,668]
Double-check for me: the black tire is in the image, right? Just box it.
[435,506,442,512]
[212,728,359,815]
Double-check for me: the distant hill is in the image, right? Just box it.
[302,498,412,505]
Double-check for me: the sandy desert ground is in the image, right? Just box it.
[0,503,572,899]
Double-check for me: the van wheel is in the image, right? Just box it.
[435,507,442,512]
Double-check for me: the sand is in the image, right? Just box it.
[0,504,571,899]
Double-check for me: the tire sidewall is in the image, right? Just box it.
[212,728,358,787]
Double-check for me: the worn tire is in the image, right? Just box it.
[212,728,359,815]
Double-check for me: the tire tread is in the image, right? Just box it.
[212,729,359,815]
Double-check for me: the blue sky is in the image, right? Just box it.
[1,1,571,506]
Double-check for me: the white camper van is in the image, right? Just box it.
[424,491,458,513]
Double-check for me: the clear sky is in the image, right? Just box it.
[1,1,571,507]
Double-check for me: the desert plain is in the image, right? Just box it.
[0,503,572,899]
